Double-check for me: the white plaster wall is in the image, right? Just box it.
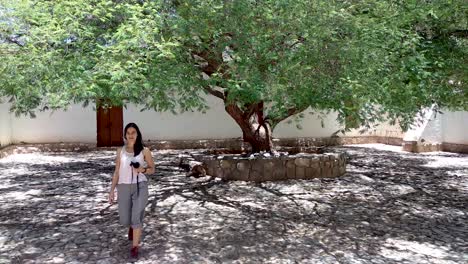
[344,121,404,138]
[442,111,468,144]
[125,99,342,140]
[403,107,443,143]
[274,109,341,138]
[341,105,405,138]
[4,98,467,146]
[124,96,241,140]
[420,112,443,143]
[0,102,12,147]
[11,103,96,143]
[4,97,345,143]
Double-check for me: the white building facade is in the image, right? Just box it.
[1,98,467,152]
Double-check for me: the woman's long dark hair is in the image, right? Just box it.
[124,122,144,157]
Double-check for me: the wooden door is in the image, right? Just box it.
[97,105,124,147]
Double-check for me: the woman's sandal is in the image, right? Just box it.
[128,227,133,241]
[130,246,139,258]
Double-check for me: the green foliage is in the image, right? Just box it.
[0,0,466,130]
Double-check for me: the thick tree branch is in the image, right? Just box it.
[4,36,24,47]
[269,106,309,129]
[225,103,249,128]
[193,50,223,76]
[243,102,262,119]
[203,85,225,100]
[447,29,468,38]
[430,29,468,40]
[288,36,306,49]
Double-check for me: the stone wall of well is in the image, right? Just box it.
[202,153,346,182]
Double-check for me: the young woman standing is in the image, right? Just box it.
[109,123,155,259]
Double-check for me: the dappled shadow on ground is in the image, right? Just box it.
[0,146,467,263]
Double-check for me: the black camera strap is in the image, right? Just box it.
[131,167,140,197]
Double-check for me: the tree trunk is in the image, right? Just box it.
[244,124,273,153]
[225,102,274,153]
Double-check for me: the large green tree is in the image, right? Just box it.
[1,0,466,152]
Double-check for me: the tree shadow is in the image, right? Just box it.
[0,147,467,263]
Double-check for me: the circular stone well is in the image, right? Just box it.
[200,152,347,182]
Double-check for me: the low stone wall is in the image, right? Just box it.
[1,137,465,159]
[0,145,14,159]
[442,143,468,154]
[402,141,443,153]
[402,141,468,154]
[277,136,403,147]
[148,136,402,151]
[201,153,346,182]
[0,136,403,154]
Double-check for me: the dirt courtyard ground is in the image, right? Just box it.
[0,144,467,264]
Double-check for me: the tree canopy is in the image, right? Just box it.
[0,0,466,150]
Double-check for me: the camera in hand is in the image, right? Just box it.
[130,161,140,168]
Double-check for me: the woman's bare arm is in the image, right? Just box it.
[110,148,121,194]
[142,147,155,174]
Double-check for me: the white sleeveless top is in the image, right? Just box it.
[118,147,148,184]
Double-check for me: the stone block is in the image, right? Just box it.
[250,169,264,182]
[222,168,234,180]
[252,159,266,172]
[236,161,250,172]
[287,167,296,179]
[296,167,305,179]
[231,169,248,181]
[332,158,340,168]
[339,165,346,175]
[332,167,340,177]
[309,159,320,169]
[286,160,295,168]
[295,158,310,167]
[263,161,274,177]
[272,168,286,181]
[305,167,318,179]
[220,160,233,169]
[264,161,275,170]
[214,166,224,179]
[204,160,217,175]
[402,141,417,152]
[321,162,332,178]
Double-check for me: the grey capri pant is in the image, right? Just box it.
[117,181,149,228]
